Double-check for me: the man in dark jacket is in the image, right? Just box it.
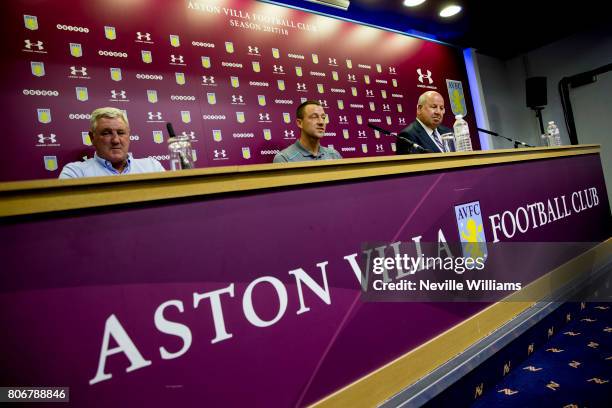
[396,91,453,154]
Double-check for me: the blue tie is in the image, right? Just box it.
[432,130,444,152]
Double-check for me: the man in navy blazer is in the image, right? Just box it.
[396,91,453,154]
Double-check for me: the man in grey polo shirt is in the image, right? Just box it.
[273,100,342,163]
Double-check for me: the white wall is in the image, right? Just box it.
[476,24,612,208]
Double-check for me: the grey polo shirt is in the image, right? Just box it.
[273,141,342,163]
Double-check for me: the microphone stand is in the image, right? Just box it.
[367,123,432,153]
[476,127,534,148]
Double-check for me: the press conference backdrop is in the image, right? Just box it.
[0,0,477,181]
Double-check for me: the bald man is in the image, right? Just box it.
[396,91,453,154]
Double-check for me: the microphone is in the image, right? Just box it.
[166,122,192,169]
[476,127,498,136]
[166,122,176,138]
[476,127,534,148]
[367,123,431,153]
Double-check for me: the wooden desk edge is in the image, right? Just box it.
[0,145,601,217]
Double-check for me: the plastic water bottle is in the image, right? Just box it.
[546,121,562,146]
[453,115,473,152]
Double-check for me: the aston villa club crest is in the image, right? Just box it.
[230,76,239,88]
[241,147,251,159]
[153,130,164,144]
[356,115,363,125]
[263,129,272,141]
[311,53,319,64]
[225,41,234,53]
[82,131,92,146]
[369,102,375,111]
[364,75,370,84]
[337,100,344,110]
[392,79,398,87]
[37,108,51,124]
[147,90,158,103]
[361,144,368,153]
[70,43,83,58]
[24,15,38,30]
[454,200,488,263]
[277,80,285,91]
[343,129,349,139]
[181,111,191,123]
[271,48,280,59]
[141,50,152,64]
[110,67,122,81]
[391,143,397,152]
[332,71,339,81]
[170,35,180,47]
[346,59,352,69]
[386,116,392,125]
[44,155,57,171]
[397,104,403,113]
[31,61,45,77]
[202,56,211,69]
[213,129,222,142]
[376,64,382,73]
[351,87,358,96]
[295,66,303,77]
[282,113,291,124]
[75,87,88,102]
[251,61,260,72]
[317,84,324,94]
[175,72,186,85]
[207,92,216,105]
[236,112,245,123]
[446,79,468,117]
[258,95,266,106]
[104,26,117,40]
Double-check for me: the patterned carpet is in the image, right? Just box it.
[425,302,611,407]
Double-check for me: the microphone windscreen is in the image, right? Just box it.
[166,122,176,137]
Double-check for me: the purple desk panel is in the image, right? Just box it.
[0,153,609,407]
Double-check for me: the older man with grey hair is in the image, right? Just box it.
[396,91,453,154]
[59,107,165,178]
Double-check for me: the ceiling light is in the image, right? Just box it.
[403,0,426,7]
[439,5,462,17]
[305,0,350,10]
